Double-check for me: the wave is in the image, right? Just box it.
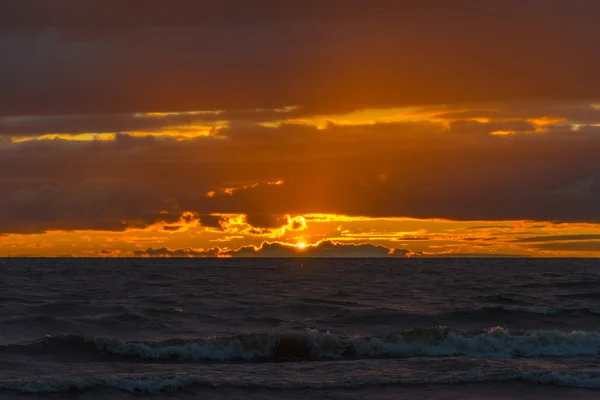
[3,369,600,394]
[446,306,600,317]
[11,327,600,362]
[336,305,600,322]
[452,306,557,315]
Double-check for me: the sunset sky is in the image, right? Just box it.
[2,0,600,257]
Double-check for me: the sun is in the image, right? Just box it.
[296,242,307,249]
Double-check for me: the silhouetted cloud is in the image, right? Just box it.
[2,0,600,234]
[244,214,289,229]
[2,118,600,234]
[198,215,229,231]
[134,246,220,257]
[0,108,313,137]
[2,102,600,139]
[133,240,411,258]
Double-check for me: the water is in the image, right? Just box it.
[1,258,600,399]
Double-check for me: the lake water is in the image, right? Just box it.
[1,258,600,399]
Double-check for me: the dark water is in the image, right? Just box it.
[2,258,600,399]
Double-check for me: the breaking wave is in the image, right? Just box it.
[13,327,600,362]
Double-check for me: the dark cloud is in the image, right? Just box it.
[0,113,209,137]
[449,120,536,136]
[222,241,410,258]
[162,225,184,232]
[2,118,600,234]
[0,108,314,137]
[512,234,600,243]
[134,246,220,257]
[246,228,273,236]
[0,0,412,36]
[3,102,599,139]
[132,241,412,258]
[0,180,182,234]
[244,214,289,229]
[198,215,229,230]
[437,103,600,125]
[1,1,600,116]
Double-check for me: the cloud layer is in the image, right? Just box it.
[2,111,600,234]
[2,1,600,116]
[2,1,600,257]
[135,240,410,258]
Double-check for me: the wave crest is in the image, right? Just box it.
[21,327,600,362]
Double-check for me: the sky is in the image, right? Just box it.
[2,0,600,257]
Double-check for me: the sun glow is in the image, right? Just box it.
[296,242,307,249]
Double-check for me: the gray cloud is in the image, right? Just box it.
[2,119,600,234]
[436,103,600,125]
[133,240,410,258]
[134,246,220,257]
[244,214,289,229]
[0,108,316,137]
[1,1,600,116]
[222,240,410,258]
[449,120,536,136]
[197,215,230,230]
[3,102,599,139]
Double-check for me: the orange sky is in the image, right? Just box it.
[2,1,600,257]
[3,213,600,258]
[2,104,600,257]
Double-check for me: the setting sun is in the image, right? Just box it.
[3,2,600,399]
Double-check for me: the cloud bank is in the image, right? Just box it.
[1,1,600,116]
[134,240,411,258]
[2,115,600,234]
[2,1,600,246]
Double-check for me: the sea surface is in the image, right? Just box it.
[1,258,600,399]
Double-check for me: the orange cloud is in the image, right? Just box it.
[206,180,285,198]
[4,214,600,257]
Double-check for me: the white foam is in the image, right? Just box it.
[93,336,273,361]
[351,327,600,358]
[85,327,600,361]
